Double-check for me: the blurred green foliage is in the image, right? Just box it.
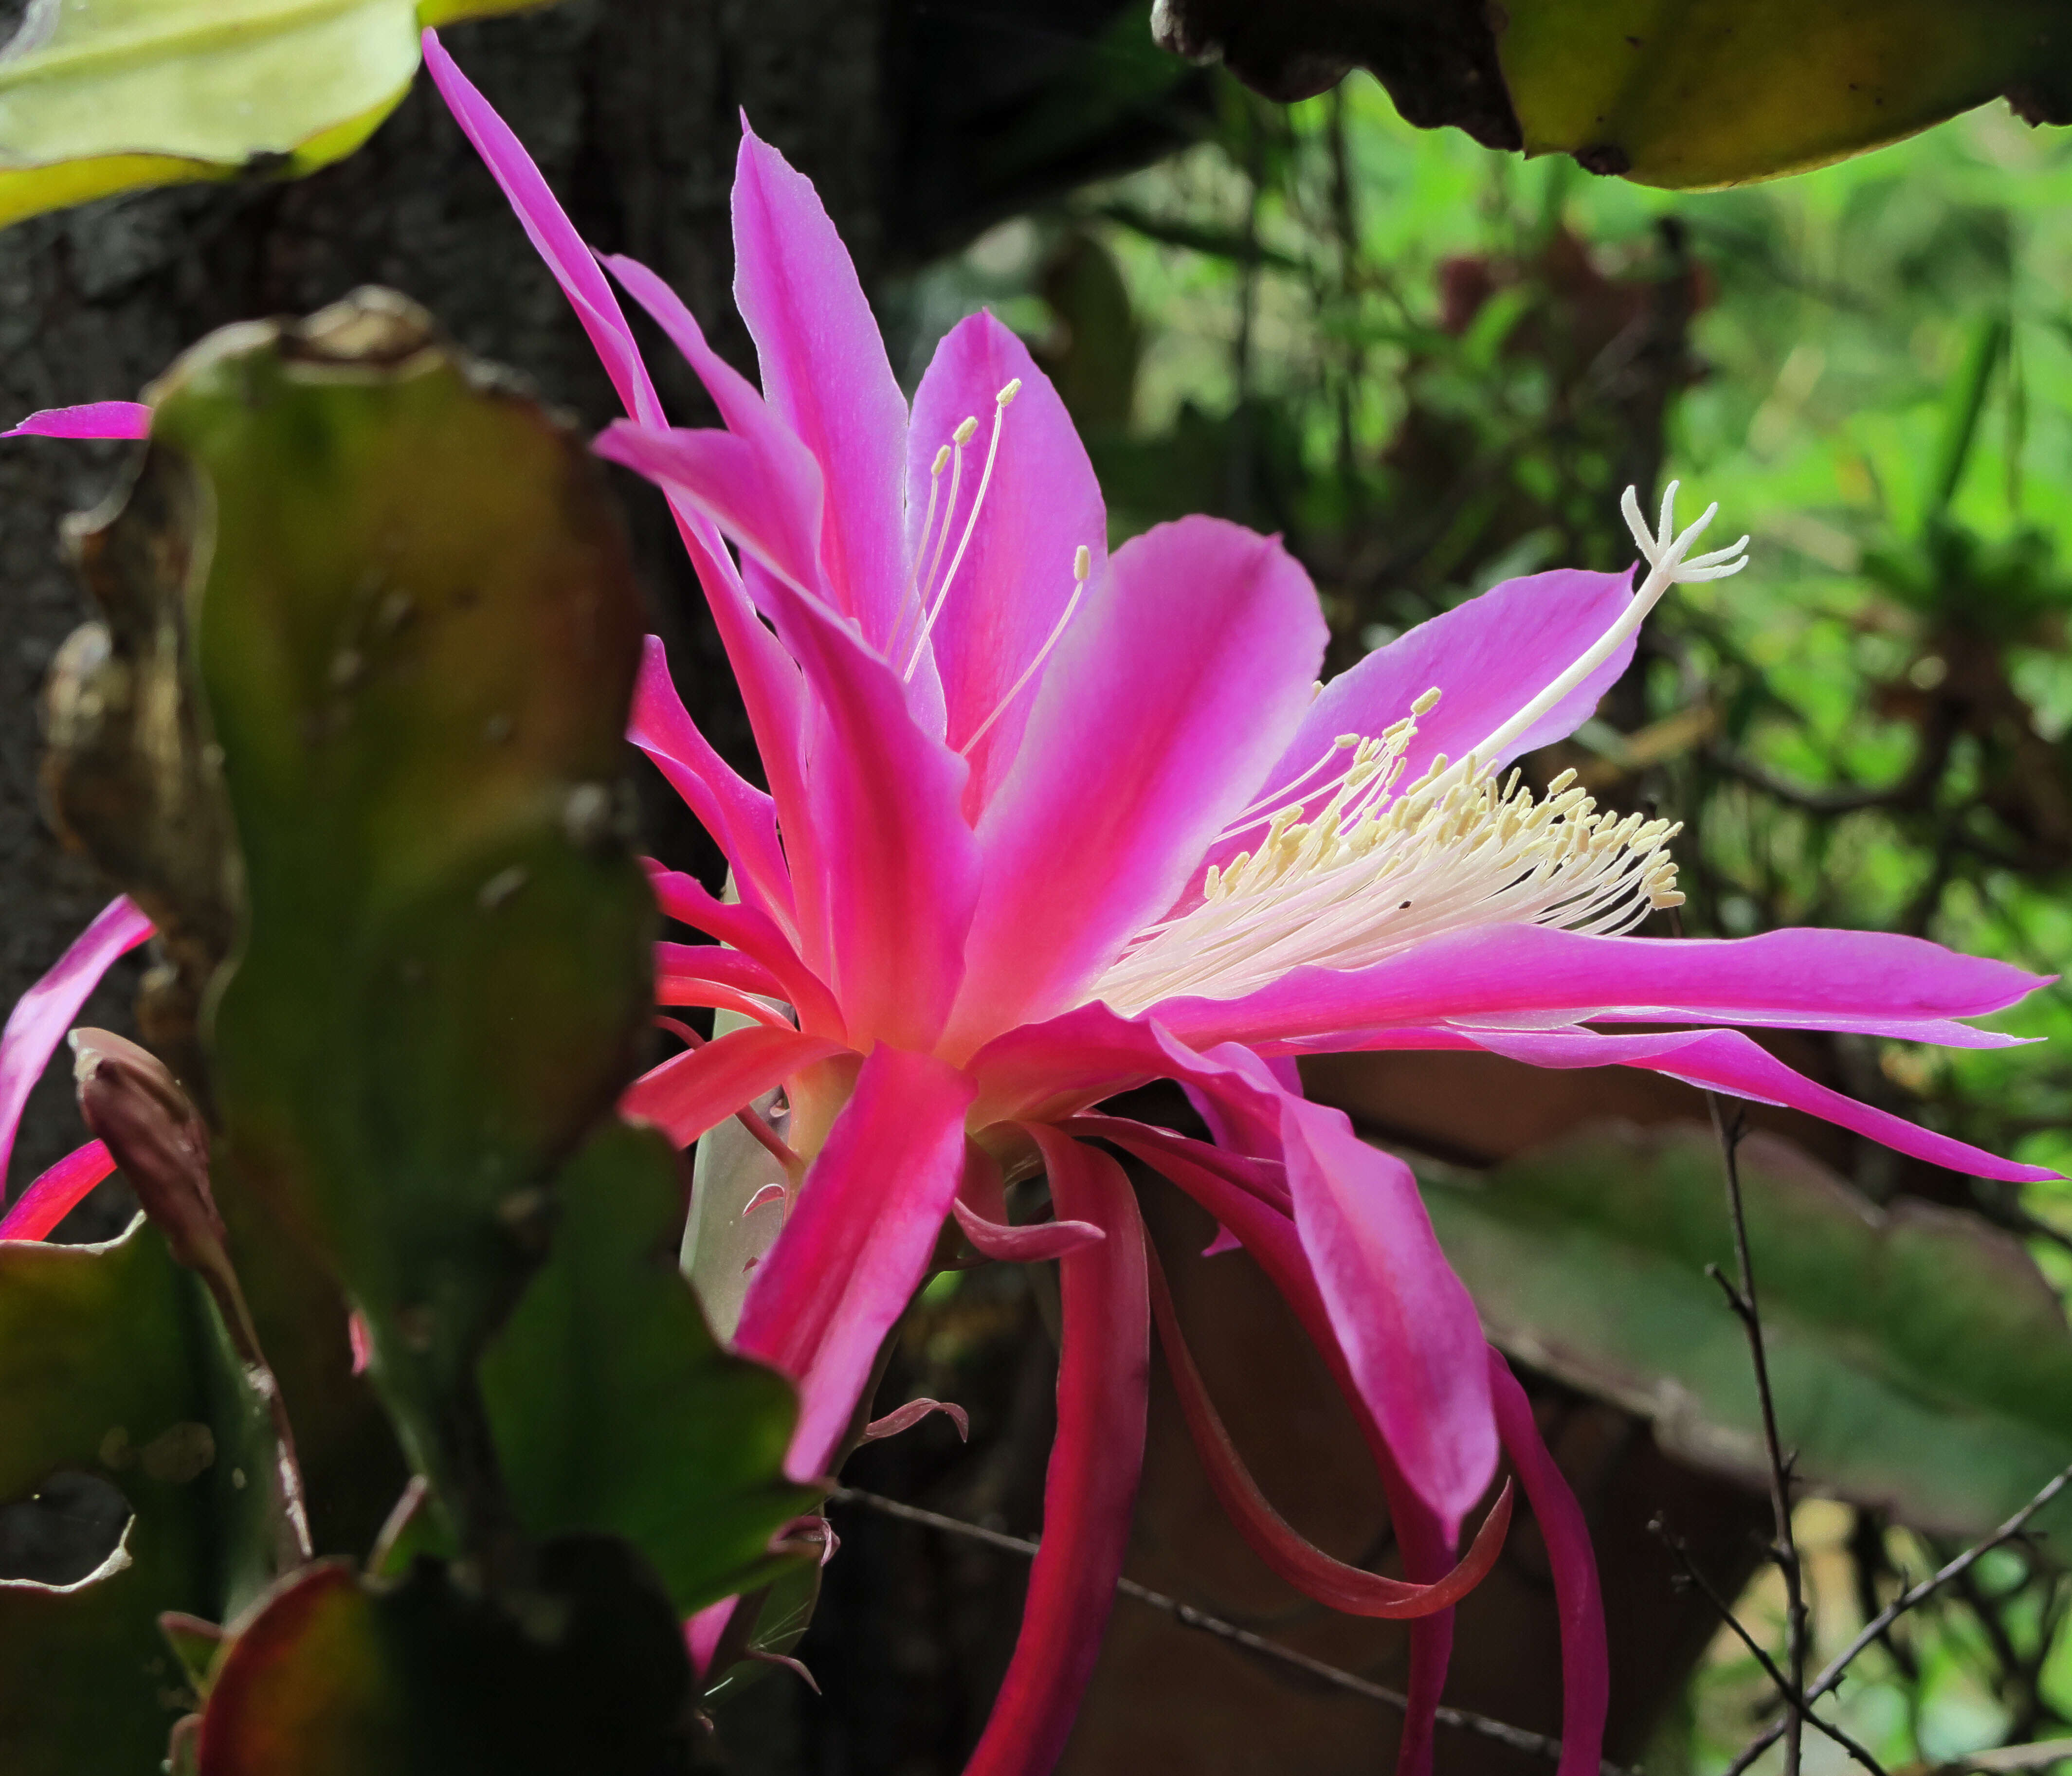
[895,70,2072,1772]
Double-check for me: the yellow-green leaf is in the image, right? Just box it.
[0,0,553,230]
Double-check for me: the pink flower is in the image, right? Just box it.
[5,34,2053,1773]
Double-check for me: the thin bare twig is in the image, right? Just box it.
[828,1486,1633,1776]
[1653,1516,1887,1775]
[1705,1094,1811,1776]
[1723,1462,2072,1776]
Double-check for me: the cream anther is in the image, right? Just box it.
[1411,687,1443,716]
[1073,544,1091,580]
[953,416,978,445]
[997,378,1023,406]
[931,444,951,475]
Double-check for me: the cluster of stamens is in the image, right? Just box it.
[1091,481,1747,1015]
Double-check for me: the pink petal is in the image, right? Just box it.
[1275,1086,1498,1534]
[951,1195,1105,1262]
[422,32,663,426]
[0,896,153,1196]
[1153,922,2050,1051]
[964,1127,1148,1776]
[0,1141,116,1241]
[1209,568,1633,882]
[1489,1350,1609,1776]
[619,1024,845,1149]
[686,1596,738,1686]
[628,637,796,934]
[645,866,845,1040]
[863,1397,970,1443]
[601,254,945,739]
[1083,1115,1457,1776]
[1151,1243,1512,1616]
[904,313,1106,814]
[734,1045,975,1476]
[730,123,911,656]
[946,519,1327,1055]
[1328,1021,2055,1183]
[4,401,151,440]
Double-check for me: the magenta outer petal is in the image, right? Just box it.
[905,313,1107,814]
[1268,1075,1499,1534]
[951,1195,1105,1262]
[735,1046,975,1477]
[654,942,791,1006]
[964,1127,1148,1776]
[422,32,663,428]
[1150,923,2051,1052]
[1085,1116,1456,1776]
[1313,1022,2055,1183]
[620,1025,845,1149]
[4,401,151,440]
[1212,567,1633,879]
[646,867,845,1041]
[731,124,910,656]
[1489,1349,1609,1776]
[629,637,795,933]
[0,1142,116,1241]
[0,896,152,1198]
[948,519,1327,1054]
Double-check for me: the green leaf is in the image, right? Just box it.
[192,1538,696,1775]
[0,0,555,231]
[481,1120,817,1616]
[1496,0,2072,189]
[1418,1123,2072,1538]
[137,288,651,1560]
[0,1219,292,1771]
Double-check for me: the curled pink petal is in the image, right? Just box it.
[964,1128,1148,1776]
[863,1397,970,1443]
[735,1046,975,1477]
[4,401,151,440]
[645,866,844,1039]
[0,896,153,1198]
[0,1141,116,1241]
[1489,1350,1608,1776]
[952,1195,1105,1262]
[347,1311,373,1377]
[1148,1242,1511,1617]
[620,1024,844,1149]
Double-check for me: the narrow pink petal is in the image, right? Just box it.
[0,1141,116,1241]
[1088,1116,1455,1776]
[863,1397,970,1442]
[1489,1350,1608,1776]
[946,519,1327,1054]
[654,942,788,1002]
[731,124,910,654]
[645,867,844,1040]
[686,1596,737,1686]
[1152,923,2051,1052]
[422,36,818,936]
[734,1046,975,1476]
[1276,1087,1497,1534]
[629,637,796,934]
[596,422,824,601]
[620,1024,845,1149]
[951,1196,1105,1262]
[1423,1022,2057,1183]
[602,254,945,742]
[905,314,1106,813]
[0,896,153,1194]
[965,1128,1148,1776]
[4,401,151,440]
[421,31,663,427]
[1150,1245,1512,1617]
[1208,568,1633,882]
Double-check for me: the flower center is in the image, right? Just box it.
[1089,483,1748,1016]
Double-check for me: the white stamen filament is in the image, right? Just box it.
[891,443,954,664]
[904,380,1021,682]
[959,542,1093,757]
